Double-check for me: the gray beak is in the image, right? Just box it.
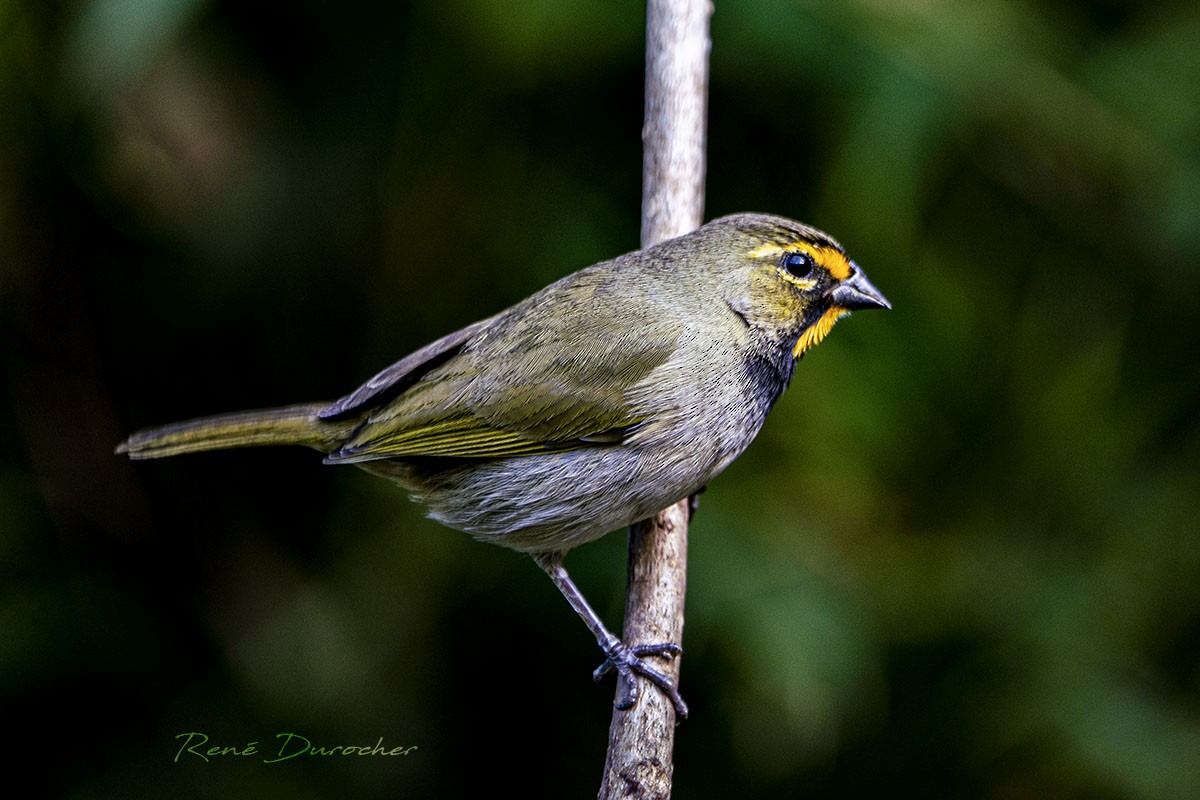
[826,263,891,311]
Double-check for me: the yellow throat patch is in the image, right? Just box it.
[794,306,849,358]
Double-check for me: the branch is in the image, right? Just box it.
[598,1,710,798]
[641,0,710,246]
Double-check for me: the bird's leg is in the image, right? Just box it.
[532,552,688,720]
[687,488,705,522]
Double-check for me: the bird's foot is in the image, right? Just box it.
[593,641,688,721]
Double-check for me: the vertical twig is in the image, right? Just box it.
[598,1,710,798]
[640,0,711,248]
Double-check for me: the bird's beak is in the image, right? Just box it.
[826,263,891,311]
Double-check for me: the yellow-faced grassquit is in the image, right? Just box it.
[117,212,890,719]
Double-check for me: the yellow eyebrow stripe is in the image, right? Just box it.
[747,241,852,282]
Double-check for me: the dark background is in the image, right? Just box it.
[3,1,1199,797]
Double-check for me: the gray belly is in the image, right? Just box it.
[357,345,786,554]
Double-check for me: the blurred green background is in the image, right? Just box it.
[3,0,1199,797]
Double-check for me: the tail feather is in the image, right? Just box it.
[117,402,352,460]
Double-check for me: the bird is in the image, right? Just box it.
[117,212,890,720]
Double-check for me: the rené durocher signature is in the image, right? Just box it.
[173,731,418,763]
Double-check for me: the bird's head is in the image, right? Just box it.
[698,213,890,359]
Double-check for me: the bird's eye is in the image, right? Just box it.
[782,251,815,279]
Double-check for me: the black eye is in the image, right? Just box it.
[782,251,815,279]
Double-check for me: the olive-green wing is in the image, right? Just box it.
[325,283,679,463]
[319,316,494,419]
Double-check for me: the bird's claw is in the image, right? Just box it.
[593,641,688,721]
[593,642,682,679]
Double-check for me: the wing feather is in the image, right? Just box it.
[326,274,680,462]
